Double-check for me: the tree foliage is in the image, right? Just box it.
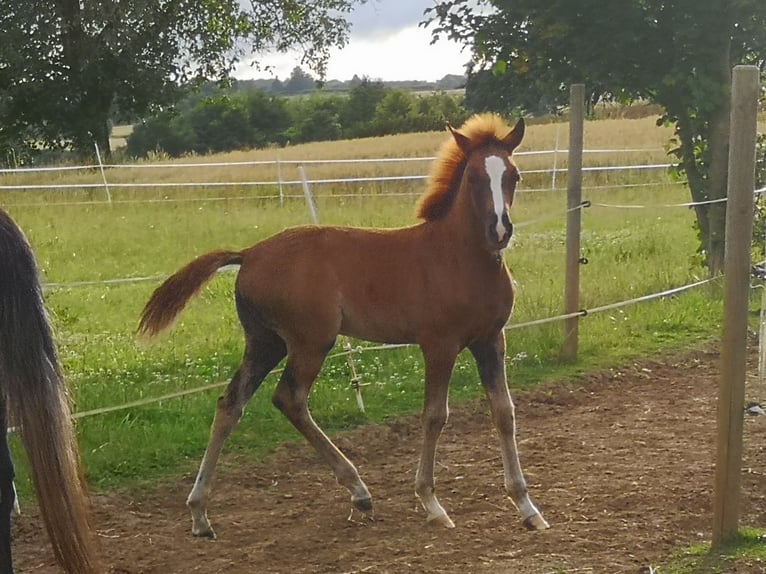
[341,79,388,138]
[751,134,766,261]
[279,67,320,95]
[426,0,766,273]
[0,0,357,157]
[127,90,291,156]
[126,84,468,157]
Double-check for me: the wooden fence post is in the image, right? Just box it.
[297,165,366,412]
[562,84,585,361]
[713,64,760,546]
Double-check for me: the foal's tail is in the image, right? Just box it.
[138,250,244,338]
[0,210,100,573]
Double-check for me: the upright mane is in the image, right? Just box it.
[416,113,516,221]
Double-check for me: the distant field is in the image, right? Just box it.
[2,114,734,499]
[109,124,133,149]
[8,115,677,207]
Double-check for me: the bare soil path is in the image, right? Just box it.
[14,347,766,573]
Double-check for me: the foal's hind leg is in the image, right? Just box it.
[272,346,372,514]
[187,328,286,538]
[469,332,548,530]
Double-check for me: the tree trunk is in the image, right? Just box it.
[92,117,112,159]
[70,114,111,159]
[706,99,731,276]
[56,0,115,158]
[674,1,733,276]
[676,113,712,256]
[704,4,733,276]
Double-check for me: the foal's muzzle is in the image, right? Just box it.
[488,212,513,248]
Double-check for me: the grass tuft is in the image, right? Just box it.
[657,528,766,573]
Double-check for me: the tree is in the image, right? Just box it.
[285,93,345,143]
[126,112,197,158]
[426,0,766,273]
[407,91,468,132]
[0,0,357,158]
[341,78,387,138]
[243,90,291,148]
[281,67,317,95]
[126,87,293,156]
[372,90,415,135]
[187,96,252,154]
[462,66,561,117]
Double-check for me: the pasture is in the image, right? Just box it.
[3,113,763,571]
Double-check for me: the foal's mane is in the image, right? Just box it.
[416,113,515,221]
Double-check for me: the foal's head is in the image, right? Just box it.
[417,113,525,251]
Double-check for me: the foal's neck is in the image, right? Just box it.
[431,202,507,270]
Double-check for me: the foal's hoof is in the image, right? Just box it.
[352,495,374,514]
[522,513,549,531]
[191,525,217,539]
[427,513,456,528]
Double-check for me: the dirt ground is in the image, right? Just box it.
[13,346,766,573]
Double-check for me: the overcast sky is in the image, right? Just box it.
[234,0,472,82]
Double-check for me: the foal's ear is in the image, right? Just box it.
[447,122,472,155]
[502,118,525,152]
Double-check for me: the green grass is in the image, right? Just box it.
[1,118,729,508]
[657,528,766,573]
[4,178,724,500]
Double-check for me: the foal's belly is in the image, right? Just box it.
[338,307,417,345]
[336,291,510,347]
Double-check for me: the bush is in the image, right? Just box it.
[187,96,252,153]
[126,112,197,157]
[126,85,468,157]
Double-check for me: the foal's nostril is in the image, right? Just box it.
[499,212,513,242]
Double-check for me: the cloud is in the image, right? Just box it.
[326,26,469,81]
[233,0,471,82]
[347,0,437,37]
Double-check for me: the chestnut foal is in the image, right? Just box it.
[139,113,548,538]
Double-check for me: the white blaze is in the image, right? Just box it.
[485,155,509,240]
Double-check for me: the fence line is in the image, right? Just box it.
[515,201,590,230]
[0,175,426,192]
[19,141,737,422]
[43,266,240,292]
[0,147,666,175]
[593,196,729,209]
[0,163,673,194]
[67,273,720,420]
[2,181,689,209]
[41,188,722,417]
[593,185,766,209]
[94,142,112,204]
[43,184,753,294]
[43,274,167,291]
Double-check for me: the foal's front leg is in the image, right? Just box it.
[469,332,549,530]
[415,343,459,527]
